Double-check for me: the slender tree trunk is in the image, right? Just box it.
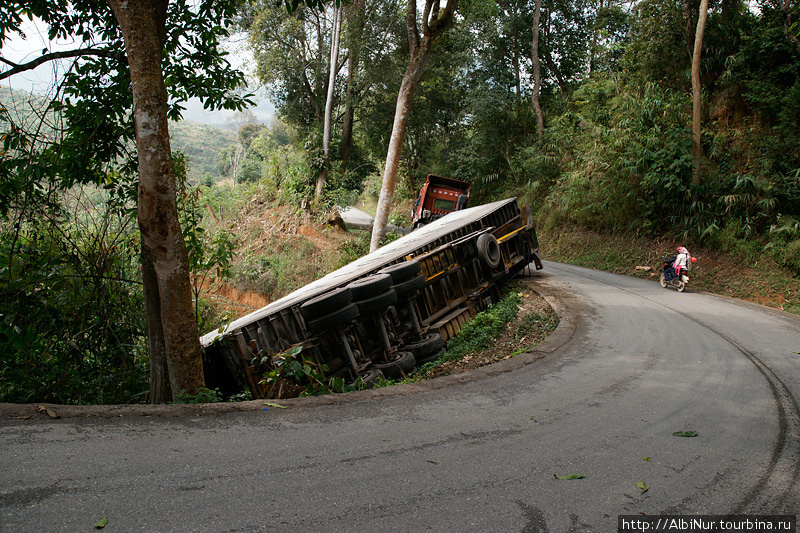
[512,50,522,118]
[340,50,357,174]
[108,0,204,401]
[316,6,343,203]
[785,0,800,55]
[370,49,431,251]
[531,0,544,139]
[370,0,458,251]
[691,0,709,185]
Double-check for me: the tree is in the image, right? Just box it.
[370,0,459,251]
[531,0,544,138]
[315,5,343,202]
[1,1,252,402]
[691,0,709,184]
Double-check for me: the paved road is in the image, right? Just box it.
[2,262,799,532]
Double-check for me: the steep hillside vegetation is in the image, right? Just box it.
[169,121,236,182]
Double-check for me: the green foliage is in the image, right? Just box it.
[418,291,522,376]
[177,155,237,328]
[169,121,237,182]
[234,237,319,299]
[0,197,149,405]
[173,387,223,404]
[335,231,371,268]
[515,312,559,342]
[783,240,800,277]
[259,345,343,397]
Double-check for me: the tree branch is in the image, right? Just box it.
[0,48,127,82]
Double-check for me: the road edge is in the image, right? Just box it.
[0,275,577,421]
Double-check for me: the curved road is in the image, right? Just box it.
[2,261,799,532]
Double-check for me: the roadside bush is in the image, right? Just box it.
[784,240,800,277]
[0,209,149,405]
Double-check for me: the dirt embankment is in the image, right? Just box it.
[203,202,362,322]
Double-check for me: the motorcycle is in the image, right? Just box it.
[659,255,696,292]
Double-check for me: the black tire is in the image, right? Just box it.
[306,303,359,334]
[355,289,398,315]
[404,333,444,360]
[477,233,501,269]
[416,349,444,365]
[347,274,393,300]
[393,274,426,297]
[374,351,416,379]
[355,368,384,388]
[378,260,422,283]
[300,287,353,320]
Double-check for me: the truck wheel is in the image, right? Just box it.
[477,233,501,269]
[306,303,359,334]
[374,351,416,379]
[393,275,426,297]
[355,289,398,315]
[378,260,422,283]
[404,333,444,360]
[300,287,353,320]
[357,368,384,388]
[347,274,393,300]
[416,349,444,365]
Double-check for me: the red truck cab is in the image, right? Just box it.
[411,175,471,230]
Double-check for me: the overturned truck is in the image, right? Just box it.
[201,198,543,397]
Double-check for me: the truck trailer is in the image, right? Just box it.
[201,197,543,398]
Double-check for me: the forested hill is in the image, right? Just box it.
[0,86,236,182]
[168,121,236,181]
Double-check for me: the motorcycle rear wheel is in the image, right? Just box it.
[676,280,686,292]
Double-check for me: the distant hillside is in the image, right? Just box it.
[1,85,236,182]
[169,120,237,181]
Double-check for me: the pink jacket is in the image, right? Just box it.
[674,247,691,274]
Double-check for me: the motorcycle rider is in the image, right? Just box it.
[673,246,692,279]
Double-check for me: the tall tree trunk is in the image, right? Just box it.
[141,249,170,402]
[316,6,343,203]
[785,0,800,55]
[340,50,357,175]
[370,47,432,251]
[108,0,205,401]
[512,50,522,118]
[370,0,458,251]
[531,0,544,139]
[341,0,365,175]
[691,0,709,185]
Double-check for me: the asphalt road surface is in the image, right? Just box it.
[2,261,799,532]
